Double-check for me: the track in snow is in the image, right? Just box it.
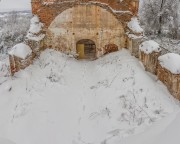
[0,49,179,144]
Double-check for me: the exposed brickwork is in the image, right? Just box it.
[45,4,127,57]
[25,39,44,56]
[9,53,36,76]
[157,63,180,100]
[31,0,139,28]
[30,0,141,58]
[104,44,118,55]
[138,44,180,101]
[127,36,142,58]
[139,51,161,74]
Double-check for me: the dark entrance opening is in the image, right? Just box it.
[76,39,96,59]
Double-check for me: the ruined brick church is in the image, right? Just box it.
[9,0,143,75]
[31,0,141,59]
[8,0,180,101]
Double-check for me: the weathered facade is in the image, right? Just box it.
[9,54,35,75]
[31,0,139,28]
[31,0,140,58]
[127,35,142,58]
[138,40,161,74]
[139,51,161,74]
[8,0,180,102]
[9,43,35,75]
[157,63,180,100]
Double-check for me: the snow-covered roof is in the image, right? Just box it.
[9,43,32,59]
[139,40,161,54]
[127,17,143,33]
[158,53,180,74]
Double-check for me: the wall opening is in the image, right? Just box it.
[104,44,118,55]
[76,39,96,60]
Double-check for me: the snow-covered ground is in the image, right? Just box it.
[0,49,179,144]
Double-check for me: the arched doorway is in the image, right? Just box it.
[76,39,96,59]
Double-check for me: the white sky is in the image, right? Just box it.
[0,0,31,12]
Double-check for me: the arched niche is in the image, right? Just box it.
[46,4,125,57]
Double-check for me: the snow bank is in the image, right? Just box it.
[127,17,143,33]
[0,49,178,144]
[147,111,180,144]
[9,43,32,59]
[139,40,161,54]
[158,53,180,74]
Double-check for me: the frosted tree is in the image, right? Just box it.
[140,0,179,38]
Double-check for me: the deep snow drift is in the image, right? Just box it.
[0,49,179,144]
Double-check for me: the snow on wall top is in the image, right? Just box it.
[9,43,32,59]
[127,17,143,33]
[139,40,161,54]
[29,15,44,34]
[158,53,180,74]
[26,15,45,41]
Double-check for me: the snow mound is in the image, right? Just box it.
[158,53,180,74]
[139,40,161,54]
[26,15,45,41]
[0,49,178,144]
[28,15,43,34]
[9,43,32,59]
[0,61,9,77]
[30,15,39,24]
[128,17,143,33]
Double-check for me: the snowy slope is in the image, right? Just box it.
[0,49,179,144]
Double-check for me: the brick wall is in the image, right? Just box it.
[31,0,139,28]
[9,53,36,76]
